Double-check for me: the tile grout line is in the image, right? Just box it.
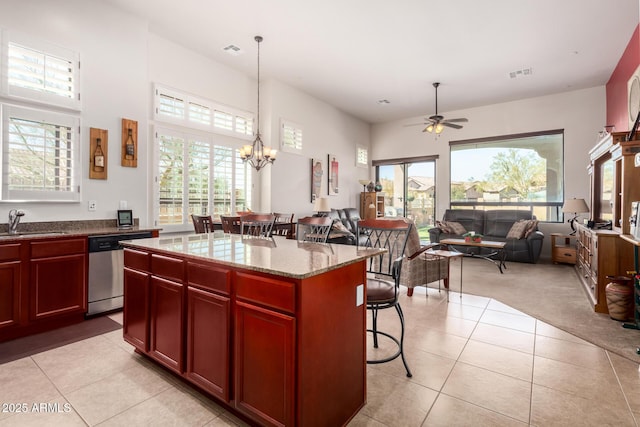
[605,349,639,427]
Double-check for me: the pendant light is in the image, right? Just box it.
[240,35,276,171]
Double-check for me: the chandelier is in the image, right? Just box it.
[240,35,276,171]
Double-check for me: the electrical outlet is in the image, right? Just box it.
[88,200,97,211]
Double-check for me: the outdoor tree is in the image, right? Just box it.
[487,148,545,199]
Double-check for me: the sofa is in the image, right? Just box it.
[321,208,367,245]
[428,209,544,263]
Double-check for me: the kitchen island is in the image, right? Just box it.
[121,232,382,427]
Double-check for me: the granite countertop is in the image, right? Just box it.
[0,218,160,242]
[121,232,384,279]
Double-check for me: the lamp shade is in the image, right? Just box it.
[562,198,589,214]
[313,197,331,213]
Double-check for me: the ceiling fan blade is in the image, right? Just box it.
[442,122,463,129]
[443,118,468,123]
[404,123,427,127]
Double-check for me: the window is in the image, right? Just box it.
[374,156,438,241]
[155,128,252,230]
[356,145,368,168]
[1,106,80,201]
[280,120,303,153]
[154,84,253,138]
[4,32,81,110]
[449,130,564,221]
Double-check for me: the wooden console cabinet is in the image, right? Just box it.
[360,191,384,219]
[575,224,634,313]
[123,235,371,426]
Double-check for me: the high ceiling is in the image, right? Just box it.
[105,0,639,124]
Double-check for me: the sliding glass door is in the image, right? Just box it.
[375,157,437,241]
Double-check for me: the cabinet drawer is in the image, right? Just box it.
[31,238,86,258]
[124,248,150,272]
[188,262,231,295]
[552,247,576,264]
[151,254,185,282]
[0,243,21,261]
[236,272,295,314]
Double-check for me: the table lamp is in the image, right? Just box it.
[314,197,331,216]
[562,198,589,235]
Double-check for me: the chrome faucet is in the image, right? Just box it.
[8,209,25,235]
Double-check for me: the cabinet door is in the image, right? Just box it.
[185,286,230,401]
[123,267,150,352]
[235,301,295,427]
[149,276,184,374]
[0,261,21,330]
[30,253,86,321]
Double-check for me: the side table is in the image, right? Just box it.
[551,233,577,265]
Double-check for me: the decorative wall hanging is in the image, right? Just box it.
[328,154,339,195]
[311,158,323,202]
[89,127,108,180]
[121,118,138,167]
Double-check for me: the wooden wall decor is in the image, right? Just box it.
[89,127,108,180]
[121,118,138,167]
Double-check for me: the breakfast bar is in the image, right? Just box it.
[121,232,382,426]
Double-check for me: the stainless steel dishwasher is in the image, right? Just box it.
[87,232,153,316]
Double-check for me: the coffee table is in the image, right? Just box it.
[439,238,507,273]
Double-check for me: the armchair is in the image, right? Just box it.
[398,219,450,297]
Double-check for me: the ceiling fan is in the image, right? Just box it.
[407,82,468,134]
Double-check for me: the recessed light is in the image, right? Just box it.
[223,44,243,56]
[377,99,391,105]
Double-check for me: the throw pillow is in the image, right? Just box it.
[506,220,528,239]
[445,221,467,235]
[435,220,452,233]
[331,220,350,233]
[523,219,539,238]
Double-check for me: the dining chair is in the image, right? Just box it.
[357,218,413,377]
[191,214,214,234]
[272,212,295,237]
[240,213,276,237]
[295,216,332,243]
[220,215,242,234]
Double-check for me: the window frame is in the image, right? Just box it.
[1,104,81,202]
[280,119,303,154]
[2,30,81,111]
[153,126,252,232]
[356,144,368,168]
[154,84,253,140]
[449,129,564,222]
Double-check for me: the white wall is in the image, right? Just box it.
[0,0,150,225]
[372,86,606,258]
[0,0,371,228]
[263,79,371,219]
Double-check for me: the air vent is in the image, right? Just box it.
[509,68,533,79]
[223,44,243,56]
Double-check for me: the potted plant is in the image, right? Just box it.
[463,231,483,243]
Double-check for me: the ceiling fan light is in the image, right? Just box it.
[435,123,444,133]
[426,124,434,133]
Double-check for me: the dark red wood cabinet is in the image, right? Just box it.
[29,238,87,321]
[123,245,366,427]
[123,266,150,352]
[0,243,22,330]
[0,237,87,342]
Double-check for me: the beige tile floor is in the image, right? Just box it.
[1,287,639,426]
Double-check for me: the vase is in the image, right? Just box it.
[374,181,382,192]
[605,275,634,321]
